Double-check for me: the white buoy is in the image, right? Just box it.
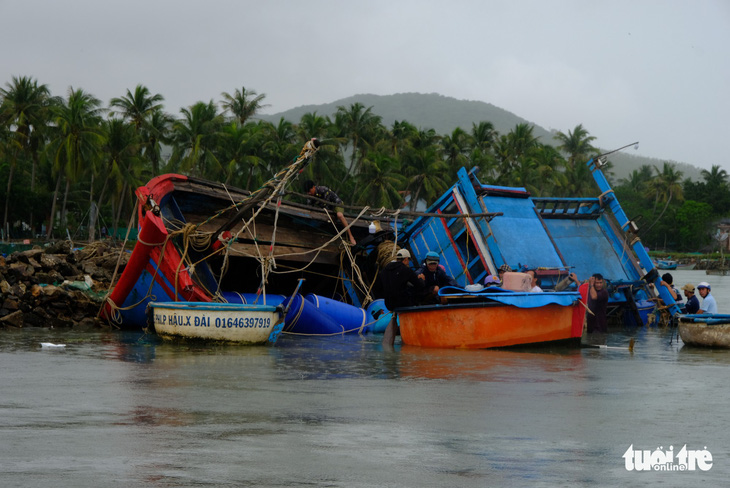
[40,343,66,349]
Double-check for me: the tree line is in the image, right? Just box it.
[1,76,727,251]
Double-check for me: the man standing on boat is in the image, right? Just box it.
[381,249,425,310]
[697,282,718,314]
[682,283,700,314]
[303,180,357,246]
[415,251,458,304]
[381,249,425,346]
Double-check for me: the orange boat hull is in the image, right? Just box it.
[398,302,580,349]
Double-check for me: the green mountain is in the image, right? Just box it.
[258,92,702,182]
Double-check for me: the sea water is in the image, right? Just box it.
[0,269,729,487]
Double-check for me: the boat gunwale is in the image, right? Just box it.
[149,301,280,312]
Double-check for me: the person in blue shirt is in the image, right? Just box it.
[681,283,700,314]
[697,282,717,314]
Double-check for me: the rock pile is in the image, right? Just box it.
[0,241,129,329]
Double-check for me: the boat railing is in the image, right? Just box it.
[532,197,602,219]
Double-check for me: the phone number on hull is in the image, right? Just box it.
[155,313,272,328]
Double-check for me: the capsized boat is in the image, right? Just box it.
[678,314,730,348]
[397,287,584,349]
[399,143,680,328]
[101,139,387,331]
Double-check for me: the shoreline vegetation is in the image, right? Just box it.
[2,78,729,254]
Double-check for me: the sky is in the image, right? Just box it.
[2,0,729,171]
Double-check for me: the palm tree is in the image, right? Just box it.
[110,85,167,175]
[261,118,298,173]
[169,101,224,179]
[354,152,405,208]
[470,121,497,153]
[141,109,173,175]
[110,85,165,131]
[46,87,105,238]
[95,118,143,240]
[217,121,265,187]
[402,143,448,212]
[643,162,684,235]
[700,164,729,187]
[0,76,56,235]
[554,124,597,170]
[387,120,418,158]
[441,127,470,177]
[334,102,383,179]
[220,86,269,125]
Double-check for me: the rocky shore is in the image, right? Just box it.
[0,241,128,329]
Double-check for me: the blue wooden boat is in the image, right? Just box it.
[656,259,678,270]
[395,143,679,327]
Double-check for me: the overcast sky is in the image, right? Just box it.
[2,0,728,171]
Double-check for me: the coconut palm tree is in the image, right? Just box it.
[700,164,729,186]
[220,86,269,125]
[355,152,405,208]
[0,76,56,235]
[95,118,143,239]
[554,124,597,169]
[643,162,684,235]
[441,127,470,177]
[141,108,173,176]
[402,142,448,212]
[334,103,383,179]
[46,87,105,238]
[217,121,267,187]
[470,121,498,153]
[169,101,225,179]
[110,84,165,131]
[110,85,168,175]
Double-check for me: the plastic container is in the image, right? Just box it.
[282,294,343,335]
[502,272,532,292]
[305,294,367,334]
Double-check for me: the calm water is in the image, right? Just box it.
[1,269,729,487]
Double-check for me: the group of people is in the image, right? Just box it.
[380,250,457,311]
[659,272,716,313]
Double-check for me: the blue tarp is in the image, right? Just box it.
[438,286,580,309]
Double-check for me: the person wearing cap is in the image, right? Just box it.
[697,282,717,314]
[303,180,357,246]
[380,248,425,311]
[484,274,501,287]
[497,264,512,286]
[415,251,457,304]
[681,283,700,314]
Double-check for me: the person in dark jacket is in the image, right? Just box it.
[415,251,457,304]
[586,273,609,333]
[303,180,356,245]
[380,249,425,310]
[681,283,700,314]
[380,248,425,346]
